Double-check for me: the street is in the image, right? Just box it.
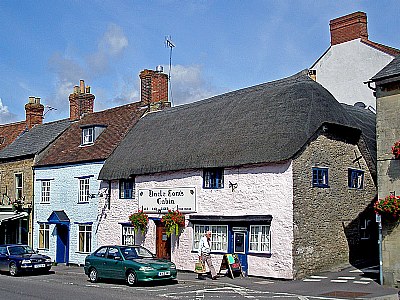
[0,265,398,300]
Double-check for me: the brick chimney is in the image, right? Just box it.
[139,66,170,111]
[330,11,368,46]
[25,96,44,129]
[69,80,95,120]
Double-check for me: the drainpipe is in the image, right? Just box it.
[376,213,383,285]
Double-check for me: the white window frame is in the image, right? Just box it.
[78,224,92,253]
[82,127,94,145]
[38,223,50,250]
[192,224,228,252]
[15,173,23,200]
[122,225,136,245]
[360,219,370,240]
[79,178,90,203]
[249,225,271,253]
[41,180,51,203]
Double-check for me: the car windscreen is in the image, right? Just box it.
[8,245,35,255]
[120,247,153,259]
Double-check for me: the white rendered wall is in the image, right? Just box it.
[311,39,394,109]
[97,162,294,279]
[33,162,104,265]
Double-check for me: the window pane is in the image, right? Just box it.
[249,225,271,253]
[203,168,224,189]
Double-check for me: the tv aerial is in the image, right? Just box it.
[165,35,175,105]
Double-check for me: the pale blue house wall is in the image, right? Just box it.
[33,161,104,265]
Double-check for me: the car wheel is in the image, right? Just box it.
[88,267,98,283]
[9,262,18,277]
[126,270,137,286]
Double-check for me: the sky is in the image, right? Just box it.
[0,1,399,124]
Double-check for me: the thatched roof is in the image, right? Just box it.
[99,70,374,180]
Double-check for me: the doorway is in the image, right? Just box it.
[155,222,171,260]
[233,230,248,274]
[56,224,69,263]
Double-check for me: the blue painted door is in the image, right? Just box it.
[233,231,248,274]
[56,224,69,263]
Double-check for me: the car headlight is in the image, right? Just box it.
[45,258,51,263]
[21,259,32,264]
[139,266,154,271]
[170,264,176,269]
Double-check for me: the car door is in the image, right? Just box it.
[103,247,124,279]
[89,246,108,278]
[0,246,8,271]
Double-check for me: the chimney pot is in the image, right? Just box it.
[80,80,85,93]
[28,96,35,104]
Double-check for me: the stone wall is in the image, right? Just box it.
[0,158,34,245]
[292,134,377,278]
[376,86,400,287]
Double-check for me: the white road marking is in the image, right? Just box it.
[330,279,348,283]
[302,279,321,282]
[353,280,370,284]
[337,276,355,280]
[310,276,328,279]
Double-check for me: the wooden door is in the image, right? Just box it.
[156,222,171,260]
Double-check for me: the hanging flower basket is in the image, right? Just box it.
[129,210,149,233]
[374,195,400,221]
[161,210,185,237]
[391,141,400,159]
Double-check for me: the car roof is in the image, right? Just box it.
[0,244,29,247]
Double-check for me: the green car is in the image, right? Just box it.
[84,245,177,286]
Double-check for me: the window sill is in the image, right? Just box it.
[77,201,90,204]
[312,185,330,188]
[76,251,91,254]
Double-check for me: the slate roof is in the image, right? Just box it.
[0,121,27,151]
[341,103,376,165]
[0,119,71,160]
[370,55,400,82]
[99,70,375,180]
[34,102,146,167]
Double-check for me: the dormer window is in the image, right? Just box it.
[82,127,94,145]
[80,125,106,146]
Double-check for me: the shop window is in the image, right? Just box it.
[249,225,271,253]
[78,224,92,253]
[348,169,364,189]
[203,168,224,189]
[122,225,136,245]
[119,178,135,199]
[192,224,228,252]
[312,167,329,187]
[38,223,50,250]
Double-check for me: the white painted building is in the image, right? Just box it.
[33,162,104,265]
[98,71,377,279]
[310,11,399,109]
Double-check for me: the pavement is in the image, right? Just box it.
[177,264,400,300]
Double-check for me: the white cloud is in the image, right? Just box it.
[168,64,222,106]
[88,23,128,73]
[0,98,18,123]
[99,23,128,56]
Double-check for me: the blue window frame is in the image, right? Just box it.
[203,168,224,189]
[119,179,134,199]
[348,169,364,189]
[312,167,329,187]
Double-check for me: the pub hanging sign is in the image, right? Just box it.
[138,187,196,214]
